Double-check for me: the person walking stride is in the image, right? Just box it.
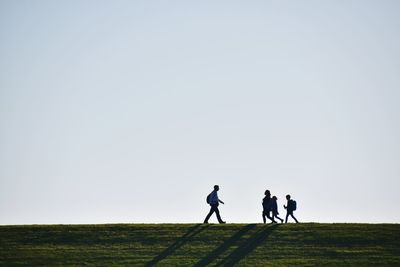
[284,194,299,223]
[262,190,276,223]
[271,196,284,223]
[204,185,226,224]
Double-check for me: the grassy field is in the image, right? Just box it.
[1,223,399,266]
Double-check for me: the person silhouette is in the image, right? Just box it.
[262,190,276,223]
[271,196,284,223]
[284,194,299,223]
[204,185,226,224]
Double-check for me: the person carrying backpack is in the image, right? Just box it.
[284,194,299,223]
[204,185,226,224]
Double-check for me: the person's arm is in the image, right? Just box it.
[216,192,224,204]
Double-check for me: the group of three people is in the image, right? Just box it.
[203,185,299,224]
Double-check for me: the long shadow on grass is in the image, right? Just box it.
[218,224,279,266]
[193,224,257,267]
[144,224,208,267]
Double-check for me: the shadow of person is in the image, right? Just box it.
[194,224,257,267]
[217,223,279,266]
[144,224,208,267]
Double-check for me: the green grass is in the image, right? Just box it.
[1,223,399,266]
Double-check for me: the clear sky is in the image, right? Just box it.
[1,0,399,224]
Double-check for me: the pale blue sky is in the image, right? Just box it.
[1,0,399,224]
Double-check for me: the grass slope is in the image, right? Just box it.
[1,223,399,266]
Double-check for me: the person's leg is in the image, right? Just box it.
[291,212,299,223]
[203,206,215,223]
[285,212,289,223]
[275,213,284,223]
[214,206,224,223]
[266,210,276,223]
[262,211,267,223]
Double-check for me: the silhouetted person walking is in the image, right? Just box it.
[271,196,284,223]
[204,185,226,224]
[284,194,299,223]
[262,190,276,223]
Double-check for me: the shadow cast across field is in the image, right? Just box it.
[195,224,279,267]
[193,224,257,267]
[219,224,279,266]
[144,224,208,267]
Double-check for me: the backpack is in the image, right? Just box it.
[206,193,211,204]
[290,200,297,211]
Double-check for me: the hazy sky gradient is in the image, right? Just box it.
[1,0,399,224]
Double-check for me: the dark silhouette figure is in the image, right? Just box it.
[262,190,276,223]
[284,194,299,223]
[271,196,284,223]
[204,185,226,224]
